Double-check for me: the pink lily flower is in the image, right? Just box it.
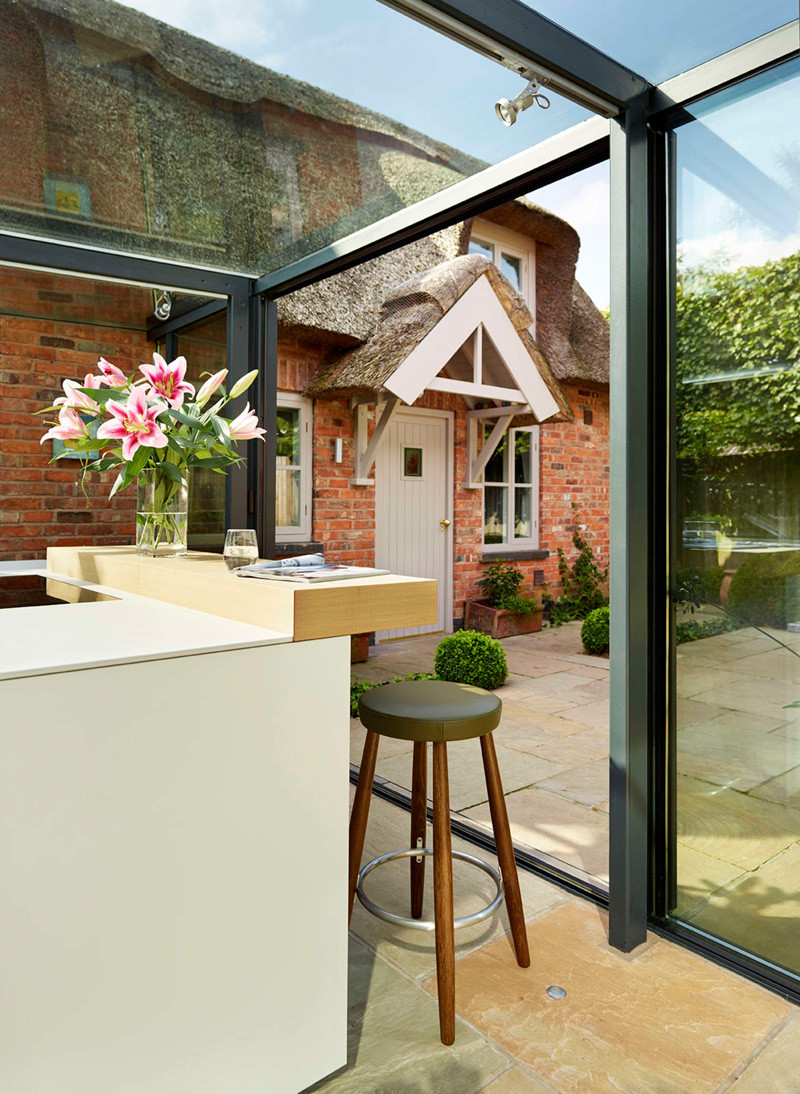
[54,374,103,414]
[96,357,129,387]
[40,406,90,446]
[97,386,168,461]
[139,352,195,409]
[228,402,266,441]
[196,368,228,407]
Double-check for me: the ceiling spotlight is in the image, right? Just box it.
[154,290,173,321]
[495,78,550,127]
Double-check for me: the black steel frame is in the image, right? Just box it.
[1,2,797,997]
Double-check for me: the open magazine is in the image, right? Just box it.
[235,556,390,583]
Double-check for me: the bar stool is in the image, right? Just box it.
[349,679,530,1045]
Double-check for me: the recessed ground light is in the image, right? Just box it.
[546,985,566,999]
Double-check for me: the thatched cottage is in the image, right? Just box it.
[0,0,609,635]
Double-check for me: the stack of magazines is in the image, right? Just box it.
[235,554,390,583]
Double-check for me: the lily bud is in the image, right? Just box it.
[228,369,259,400]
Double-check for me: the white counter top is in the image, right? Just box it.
[0,562,290,681]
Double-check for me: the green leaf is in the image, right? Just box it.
[109,472,126,498]
[210,414,232,446]
[76,386,121,405]
[155,461,186,485]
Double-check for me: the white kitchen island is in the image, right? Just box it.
[0,553,436,1094]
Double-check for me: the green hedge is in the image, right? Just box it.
[581,606,609,655]
[434,631,507,690]
[674,565,725,604]
[727,551,800,627]
[676,616,739,644]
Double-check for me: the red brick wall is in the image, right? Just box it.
[277,332,610,626]
[0,270,151,560]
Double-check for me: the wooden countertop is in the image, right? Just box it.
[46,547,438,642]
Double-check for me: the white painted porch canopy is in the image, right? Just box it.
[349,274,564,485]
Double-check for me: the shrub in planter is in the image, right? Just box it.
[467,561,541,638]
[581,606,610,655]
[479,561,532,611]
[727,551,800,627]
[434,631,507,690]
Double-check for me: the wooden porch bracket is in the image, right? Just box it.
[350,395,401,486]
[465,410,515,489]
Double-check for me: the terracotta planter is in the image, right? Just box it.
[350,632,371,663]
[464,599,543,639]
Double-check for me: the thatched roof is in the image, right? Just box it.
[306,254,574,424]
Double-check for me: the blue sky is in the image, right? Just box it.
[120,0,796,308]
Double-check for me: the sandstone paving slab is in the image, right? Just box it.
[751,763,800,808]
[510,671,603,699]
[479,1066,554,1092]
[678,709,787,735]
[533,759,609,809]
[463,788,609,882]
[676,776,800,870]
[348,794,567,981]
[721,646,800,683]
[351,720,415,765]
[556,653,610,671]
[676,723,800,791]
[304,935,509,1094]
[690,676,800,724]
[684,841,800,973]
[676,667,747,700]
[425,901,790,1094]
[375,741,564,811]
[674,845,746,917]
[728,1014,800,1093]
[501,653,579,678]
[557,699,609,730]
[497,706,600,741]
[497,724,609,769]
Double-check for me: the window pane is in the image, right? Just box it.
[276,468,301,527]
[484,486,507,544]
[500,252,522,293]
[671,62,800,977]
[276,408,301,465]
[514,489,532,540]
[483,425,507,483]
[514,431,532,484]
[469,237,494,262]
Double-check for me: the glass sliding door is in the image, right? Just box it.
[669,61,800,976]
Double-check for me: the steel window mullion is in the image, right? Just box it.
[258,299,279,558]
[608,91,651,952]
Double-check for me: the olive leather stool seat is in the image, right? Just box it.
[350,680,530,1045]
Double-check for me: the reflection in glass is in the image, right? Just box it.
[469,237,494,261]
[277,408,301,465]
[500,252,522,293]
[514,431,531,484]
[514,489,532,540]
[671,62,800,977]
[484,427,507,484]
[276,468,301,527]
[484,487,507,544]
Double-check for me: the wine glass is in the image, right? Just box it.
[223,529,259,571]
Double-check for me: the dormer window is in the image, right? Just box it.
[468,218,536,334]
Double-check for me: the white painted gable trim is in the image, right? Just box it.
[382,275,560,422]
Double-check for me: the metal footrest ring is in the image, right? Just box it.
[356,847,504,932]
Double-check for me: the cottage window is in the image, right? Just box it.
[275,391,312,542]
[482,425,539,549]
[468,219,536,333]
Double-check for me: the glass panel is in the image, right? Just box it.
[277,407,301,466]
[670,62,800,976]
[469,237,494,261]
[514,488,532,540]
[515,2,795,82]
[483,425,507,483]
[500,252,522,293]
[0,0,589,275]
[276,469,301,528]
[176,313,228,552]
[484,486,507,544]
[514,431,532,484]
[403,447,422,477]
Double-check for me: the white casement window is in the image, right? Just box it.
[275,391,312,543]
[482,424,540,549]
[468,218,536,334]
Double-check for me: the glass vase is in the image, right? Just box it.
[136,467,188,557]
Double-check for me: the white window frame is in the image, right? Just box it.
[275,390,312,543]
[469,218,537,336]
[482,424,540,550]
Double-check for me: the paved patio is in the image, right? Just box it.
[351,616,800,972]
[307,790,800,1093]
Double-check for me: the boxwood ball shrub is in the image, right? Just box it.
[581,606,610,655]
[727,551,800,628]
[434,631,508,690]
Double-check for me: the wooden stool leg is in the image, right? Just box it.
[432,741,456,1045]
[410,741,427,919]
[480,733,530,968]
[349,730,379,924]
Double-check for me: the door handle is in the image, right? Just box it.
[440,518,451,529]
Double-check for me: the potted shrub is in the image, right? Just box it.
[464,561,543,639]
